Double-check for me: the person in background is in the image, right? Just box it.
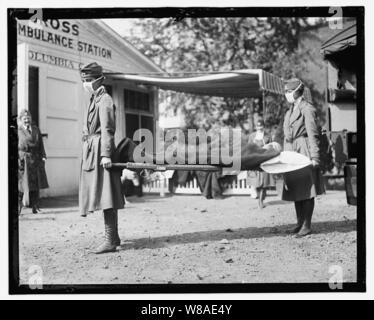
[18,109,49,214]
[248,118,275,209]
[282,78,325,237]
[79,62,124,254]
[319,128,334,174]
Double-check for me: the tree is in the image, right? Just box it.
[126,17,322,135]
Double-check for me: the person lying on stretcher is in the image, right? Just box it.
[112,133,282,172]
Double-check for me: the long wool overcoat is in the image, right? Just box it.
[282,98,325,201]
[79,86,124,214]
[18,124,49,198]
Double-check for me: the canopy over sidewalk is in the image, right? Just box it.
[105,69,312,101]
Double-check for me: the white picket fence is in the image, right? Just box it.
[142,172,280,196]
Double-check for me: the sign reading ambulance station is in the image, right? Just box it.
[18,19,112,66]
[17,19,154,74]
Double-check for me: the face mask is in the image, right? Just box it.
[285,82,302,104]
[82,76,104,94]
[83,81,94,94]
[285,91,295,103]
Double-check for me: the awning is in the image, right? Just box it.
[105,69,285,98]
[320,23,356,57]
[105,68,312,102]
[328,88,356,102]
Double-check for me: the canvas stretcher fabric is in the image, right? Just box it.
[113,134,280,171]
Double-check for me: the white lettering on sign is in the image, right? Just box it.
[28,50,84,70]
[18,21,112,59]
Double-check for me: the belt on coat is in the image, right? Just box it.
[19,145,38,152]
[82,133,100,142]
[286,133,308,143]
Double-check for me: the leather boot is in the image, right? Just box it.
[31,191,40,213]
[287,201,304,234]
[94,209,117,254]
[113,210,121,247]
[296,198,314,238]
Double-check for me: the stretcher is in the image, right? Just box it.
[111,162,221,172]
[111,150,312,174]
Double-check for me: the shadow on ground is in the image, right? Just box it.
[37,193,281,210]
[39,196,78,208]
[118,219,357,251]
[264,199,288,206]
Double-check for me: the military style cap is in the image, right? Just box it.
[284,78,303,91]
[80,62,103,80]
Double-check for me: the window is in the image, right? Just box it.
[124,89,151,112]
[125,113,140,140]
[125,114,154,140]
[124,88,154,140]
[141,115,154,134]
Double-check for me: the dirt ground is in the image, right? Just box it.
[18,190,357,285]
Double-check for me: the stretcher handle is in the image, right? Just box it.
[111,162,222,172]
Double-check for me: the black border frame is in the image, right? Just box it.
[8,6,366,294]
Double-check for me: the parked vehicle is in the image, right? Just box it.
[320,23,357,205]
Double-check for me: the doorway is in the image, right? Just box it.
[28,66,39,126]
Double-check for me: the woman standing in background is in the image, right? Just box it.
[18,109,49,214]
[248,118,275,209]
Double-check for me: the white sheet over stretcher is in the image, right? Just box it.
[260,151,312,174]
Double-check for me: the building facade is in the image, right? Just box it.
[16,19,163,197]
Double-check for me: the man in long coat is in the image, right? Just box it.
[18,109,49,214]
[79,62,124,254]
[282,78,325,237]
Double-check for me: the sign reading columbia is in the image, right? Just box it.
[28,50,83,70]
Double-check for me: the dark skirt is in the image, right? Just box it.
[282,165,325,201]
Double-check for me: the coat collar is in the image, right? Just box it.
[288,97,304,125]
[93,86,106,103]
[87,86,106,116]
[88,86,106,104]
[19,124,33,135]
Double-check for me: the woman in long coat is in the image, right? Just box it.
[282,78,325,237]
[248,118,275,208]
[79,62,124,254]
[18,109,49,214]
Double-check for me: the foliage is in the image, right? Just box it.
[127,17,324,135]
